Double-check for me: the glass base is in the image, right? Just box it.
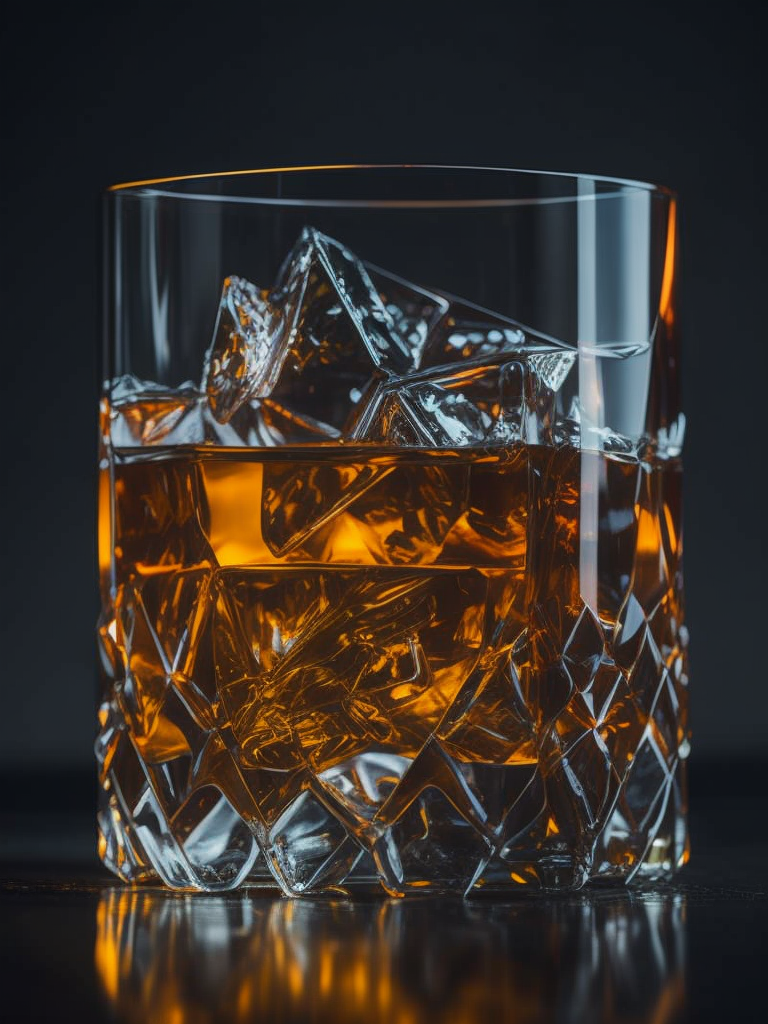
[97,724,688,897]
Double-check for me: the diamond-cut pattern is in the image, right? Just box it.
[98,441,688,894]
[267,790,364,894]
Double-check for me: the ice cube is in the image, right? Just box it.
[419,299,530,370]
[355,345,577,449]
[216,568,488,773]
[207,398,342,448]
[260,228,421,437]
[261,456,387,558]
[282,229,415,373]
[365,263,449,369]
[528,350,577,393]
[203,276,290,424]
[201,229,423,440]
[353,362,528,447]
[108,375,205,446]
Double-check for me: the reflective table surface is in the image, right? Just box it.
[1,759,765,1023]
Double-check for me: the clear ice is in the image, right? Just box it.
[111,226,588,449]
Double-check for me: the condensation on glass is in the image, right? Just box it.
[96,166,689,895]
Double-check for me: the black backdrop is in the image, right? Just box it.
[1,0,765,774]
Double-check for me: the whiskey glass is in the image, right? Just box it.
[96,165,688,895]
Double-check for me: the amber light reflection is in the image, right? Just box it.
[95,887,686,1024]
[659,199,677,329]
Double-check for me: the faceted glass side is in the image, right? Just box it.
[97,227,688,895]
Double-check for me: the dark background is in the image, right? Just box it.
[1,0,765,779]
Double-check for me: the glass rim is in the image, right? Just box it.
[106,163,676,209]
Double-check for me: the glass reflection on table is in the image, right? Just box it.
[95,886,686,1023]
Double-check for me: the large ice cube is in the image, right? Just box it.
[203,228,421,440]
[353,349,576,448]
[350,272,577,447]
[282,229,414,370]
[268,228,418,432]
[355,363,527,447]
